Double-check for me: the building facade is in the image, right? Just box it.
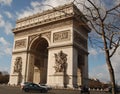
[9,3,90,88]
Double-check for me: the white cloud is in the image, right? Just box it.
[17,0,101,19]
[16,1,41,19]
[90,47,120,84]
[0,0,12,6]
[115,0,120,5]
[0,37,12,56]
[89,48,98,56]
[0,46,12,57]
[90,64,110,82]
[111,47,120,84]
[4,22,13,35]
[0,14,13,35]
[16,0,74,19]
[16,0,119,19]
[4,11,13,19]
[4,47,12,55]
[43,0,73,7]
[0,37,9,45]
[16,8,34,19]
[31,1,41,8]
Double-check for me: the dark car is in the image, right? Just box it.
[81,86,90,94]
[108,87,120,92]
[22,83,48,93]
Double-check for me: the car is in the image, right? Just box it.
[20,82,32,89]
[107,87,120,92]
[22,83,48,93]
[80,86,90,94]
[39,84,52,90]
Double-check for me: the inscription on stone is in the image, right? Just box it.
[53,30,70,42]
[15,20,72,37]
[16,7,73,28]
[15,39,27,49]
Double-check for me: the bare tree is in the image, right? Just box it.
[73,0,120,94]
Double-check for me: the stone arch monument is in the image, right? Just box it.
[9,3,90,88]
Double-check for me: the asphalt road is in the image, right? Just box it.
[0,85,80,94]
[0,85,116,94]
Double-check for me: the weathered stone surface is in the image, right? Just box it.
[9,3,90,88]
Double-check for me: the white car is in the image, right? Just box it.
[20,82,32,89]
[39,84,52,90]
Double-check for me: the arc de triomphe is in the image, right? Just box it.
[9,3,90,88]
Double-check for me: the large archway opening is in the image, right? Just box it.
[30,37,48,84]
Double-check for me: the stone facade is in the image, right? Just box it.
[9,3,90,88]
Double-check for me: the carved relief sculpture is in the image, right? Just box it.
[15,39,27,49]
[53,30,70,43]
[54,51,67,73]
[14,57,22,73]
[29,34,39,46]
[42,32,51,42]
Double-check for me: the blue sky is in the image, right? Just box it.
[0,0,120,84]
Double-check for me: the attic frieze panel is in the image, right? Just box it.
[15,7,73,28]
[15,20,72,37]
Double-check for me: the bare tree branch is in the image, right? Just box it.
[87,0,103,21]
[107,3,120,13]
[110,38,120,57]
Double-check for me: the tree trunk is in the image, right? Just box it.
[104,37,116,94]
[106,55,116,94]
[101,22,116,94]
